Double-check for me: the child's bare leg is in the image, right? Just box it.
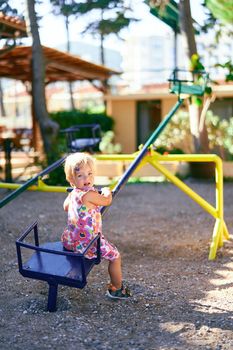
[108,255,122,289]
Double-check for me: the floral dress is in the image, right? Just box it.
[61,188,119,261]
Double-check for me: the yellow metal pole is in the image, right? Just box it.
[208,219,222,260]
[36,177,67,192]
[215,157,224,250]
[96,152,222,164]
[146,153,221,163]
[95,154,135,161]
[0,180,68,192]
[223,221,230,240]
[215,156,223,219]
[0,182,39,191]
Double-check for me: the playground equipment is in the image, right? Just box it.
[0,69,230,311]
[13,98,184,312]
[169,69,209,97]
[97,151,230,260]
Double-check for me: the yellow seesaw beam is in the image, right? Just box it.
[0,178,68,193]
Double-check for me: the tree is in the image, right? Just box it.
[50,0,138,94]
[149,0,211,153]
[72,0,138,93]
[202,0,233,83]
[63,0,138,66]
[0,0,18,16]
[205,0,233,25]
[50,0,76,109]
[25,0,59,161]
[178,0,211,153]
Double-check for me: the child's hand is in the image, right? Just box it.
[83,187,112,207]
[100,187,112,205]
[63,194,71,212]
[101,187,111,196]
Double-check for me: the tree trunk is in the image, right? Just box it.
[189,104,209,153]
[100,32,105,66]
[100,31,109,99]
[179,0,197,58]
[179,0,210,153]
[26,0,59,159]
[0,80,6,117]
[99,9,105,66]
[65,15,75,110]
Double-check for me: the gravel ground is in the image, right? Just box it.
[0,180,233,350]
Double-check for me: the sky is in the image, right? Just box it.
[11,0,207,52]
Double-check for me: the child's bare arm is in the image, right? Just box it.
[63,194,71,211]
[83,188,112,207]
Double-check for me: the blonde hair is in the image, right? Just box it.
[64,152,95,185]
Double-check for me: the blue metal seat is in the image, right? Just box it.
[61,124,101,153]
[16,222,101,312]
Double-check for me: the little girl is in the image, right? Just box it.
[61,152,131,299]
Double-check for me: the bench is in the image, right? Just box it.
[16,221,101,312]
[60,124,102,153]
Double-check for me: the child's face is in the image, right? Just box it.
[73,163,94,190]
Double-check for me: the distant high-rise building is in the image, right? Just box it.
[121,33,175,90]
[121,31,233,91]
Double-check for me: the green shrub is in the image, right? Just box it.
[154,110,233,159]
[50,109,114,154]
[206,111,233,159]
[99,130,122,154]
[50,109,114,131]
[154,111,192,154]
[155,146,185,155]
[45,109,114,185]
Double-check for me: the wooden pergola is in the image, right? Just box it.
[0,11,120,151]
[0,12,119,83]
[0,45,120,150]
[0,12,120,177]
[0,45,119,83]
[0,13,118,82]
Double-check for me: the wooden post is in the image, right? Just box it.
[31,92,44,156]
[4,138,13,183]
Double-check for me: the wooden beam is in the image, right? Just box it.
[47,61,109,80]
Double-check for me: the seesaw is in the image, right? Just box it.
[8,70,229,311]
[14,96,183,311]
